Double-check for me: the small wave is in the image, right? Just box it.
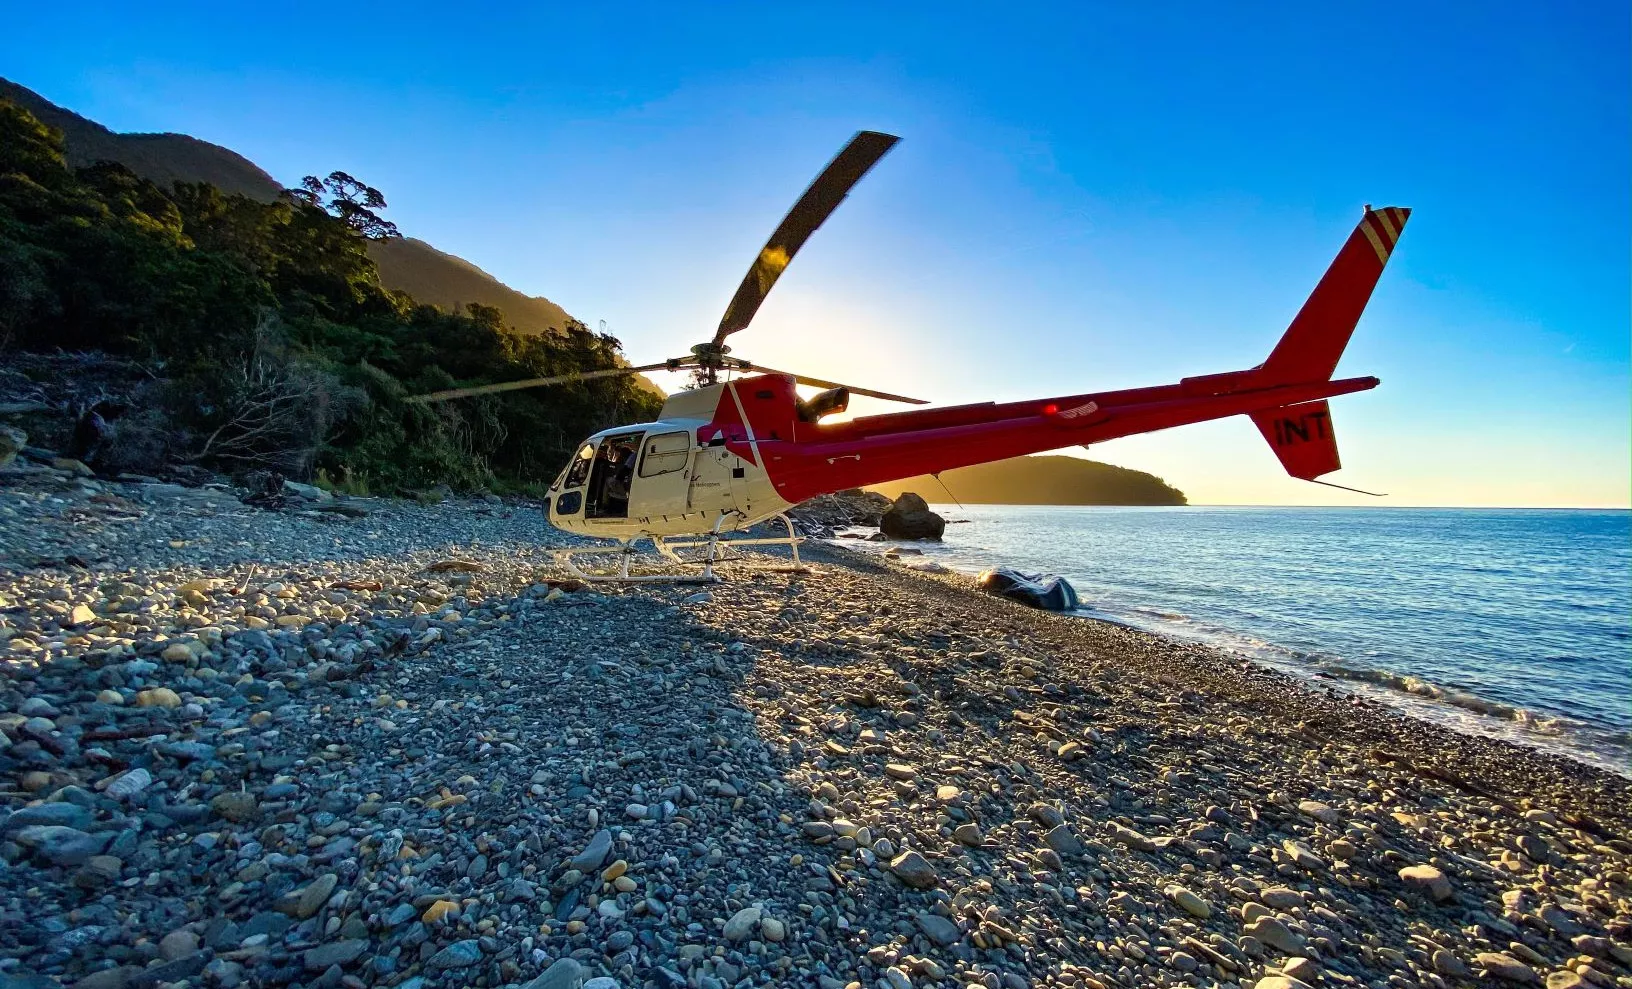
[1071,595,1592,742]
[1132,606,1188,621]
[1068,599,1600,752]
[1311,662,1565,730]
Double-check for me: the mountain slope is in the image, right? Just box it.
[0,78,576,337]
[365,236,573,336]
[867,455,1187,505]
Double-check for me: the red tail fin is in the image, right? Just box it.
[1251,400,1339,480]
[1260,206,1410,383]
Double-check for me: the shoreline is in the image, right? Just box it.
[820,504,1632,780]
[805,538,1632,825]
[1,472,1629,989]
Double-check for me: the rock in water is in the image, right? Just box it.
[880,493,946,541]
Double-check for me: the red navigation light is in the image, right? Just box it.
[1042,403,1058,416]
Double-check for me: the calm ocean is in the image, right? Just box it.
[836,506,1631,775]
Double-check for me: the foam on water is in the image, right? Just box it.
[830,506,1632,776]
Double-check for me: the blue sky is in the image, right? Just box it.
[5,1,1627,505]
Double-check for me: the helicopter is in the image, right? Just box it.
[415,131,1410,580]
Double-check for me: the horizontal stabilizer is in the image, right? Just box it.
[1251,400,1339,480]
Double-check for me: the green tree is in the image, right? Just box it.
[290,171,401,240]
[0,96,662,492]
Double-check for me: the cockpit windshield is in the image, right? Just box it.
[563,443,596,488]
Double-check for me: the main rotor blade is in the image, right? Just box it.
[713,130,900,346]
[736,362,928,405]
[410,360,688,403]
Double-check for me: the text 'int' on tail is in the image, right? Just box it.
[1252,399,1340,480]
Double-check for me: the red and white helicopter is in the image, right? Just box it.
[418,131,1409,580]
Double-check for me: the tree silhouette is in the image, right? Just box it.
[290,171,401,240]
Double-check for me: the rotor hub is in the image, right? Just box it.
[689,342,732,365]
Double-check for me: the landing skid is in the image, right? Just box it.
[554,513,808,584]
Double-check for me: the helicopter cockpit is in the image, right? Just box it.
[553,431,643,520]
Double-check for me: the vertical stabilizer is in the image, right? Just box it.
[1250,400,1340,480]
[1260,206,1410,384]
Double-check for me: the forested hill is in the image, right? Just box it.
[0,78,576,337]
[0,95,660,493]
[868,456,1187,505]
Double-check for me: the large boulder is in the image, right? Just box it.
[790,488,894,534]
[880,492,945,541]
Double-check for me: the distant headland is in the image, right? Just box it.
[867,455,1186,506]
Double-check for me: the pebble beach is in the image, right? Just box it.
[1,462,1629,989]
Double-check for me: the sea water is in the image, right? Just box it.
[836,506,1631,775]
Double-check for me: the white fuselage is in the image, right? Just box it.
[545,384,793,539]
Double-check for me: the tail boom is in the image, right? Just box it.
[767,375,1377,502]
[736,206,1407,503]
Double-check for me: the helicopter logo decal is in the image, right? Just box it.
[1056,401,1100,420]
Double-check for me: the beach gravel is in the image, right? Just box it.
[0,461,1630,988]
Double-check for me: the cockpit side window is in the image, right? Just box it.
[564,443,596,488]
[639,431,691,477]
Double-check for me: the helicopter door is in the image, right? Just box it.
[586,431,645,519]
[631,430,692,518]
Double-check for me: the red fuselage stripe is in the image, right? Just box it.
[737,375,1377,504]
